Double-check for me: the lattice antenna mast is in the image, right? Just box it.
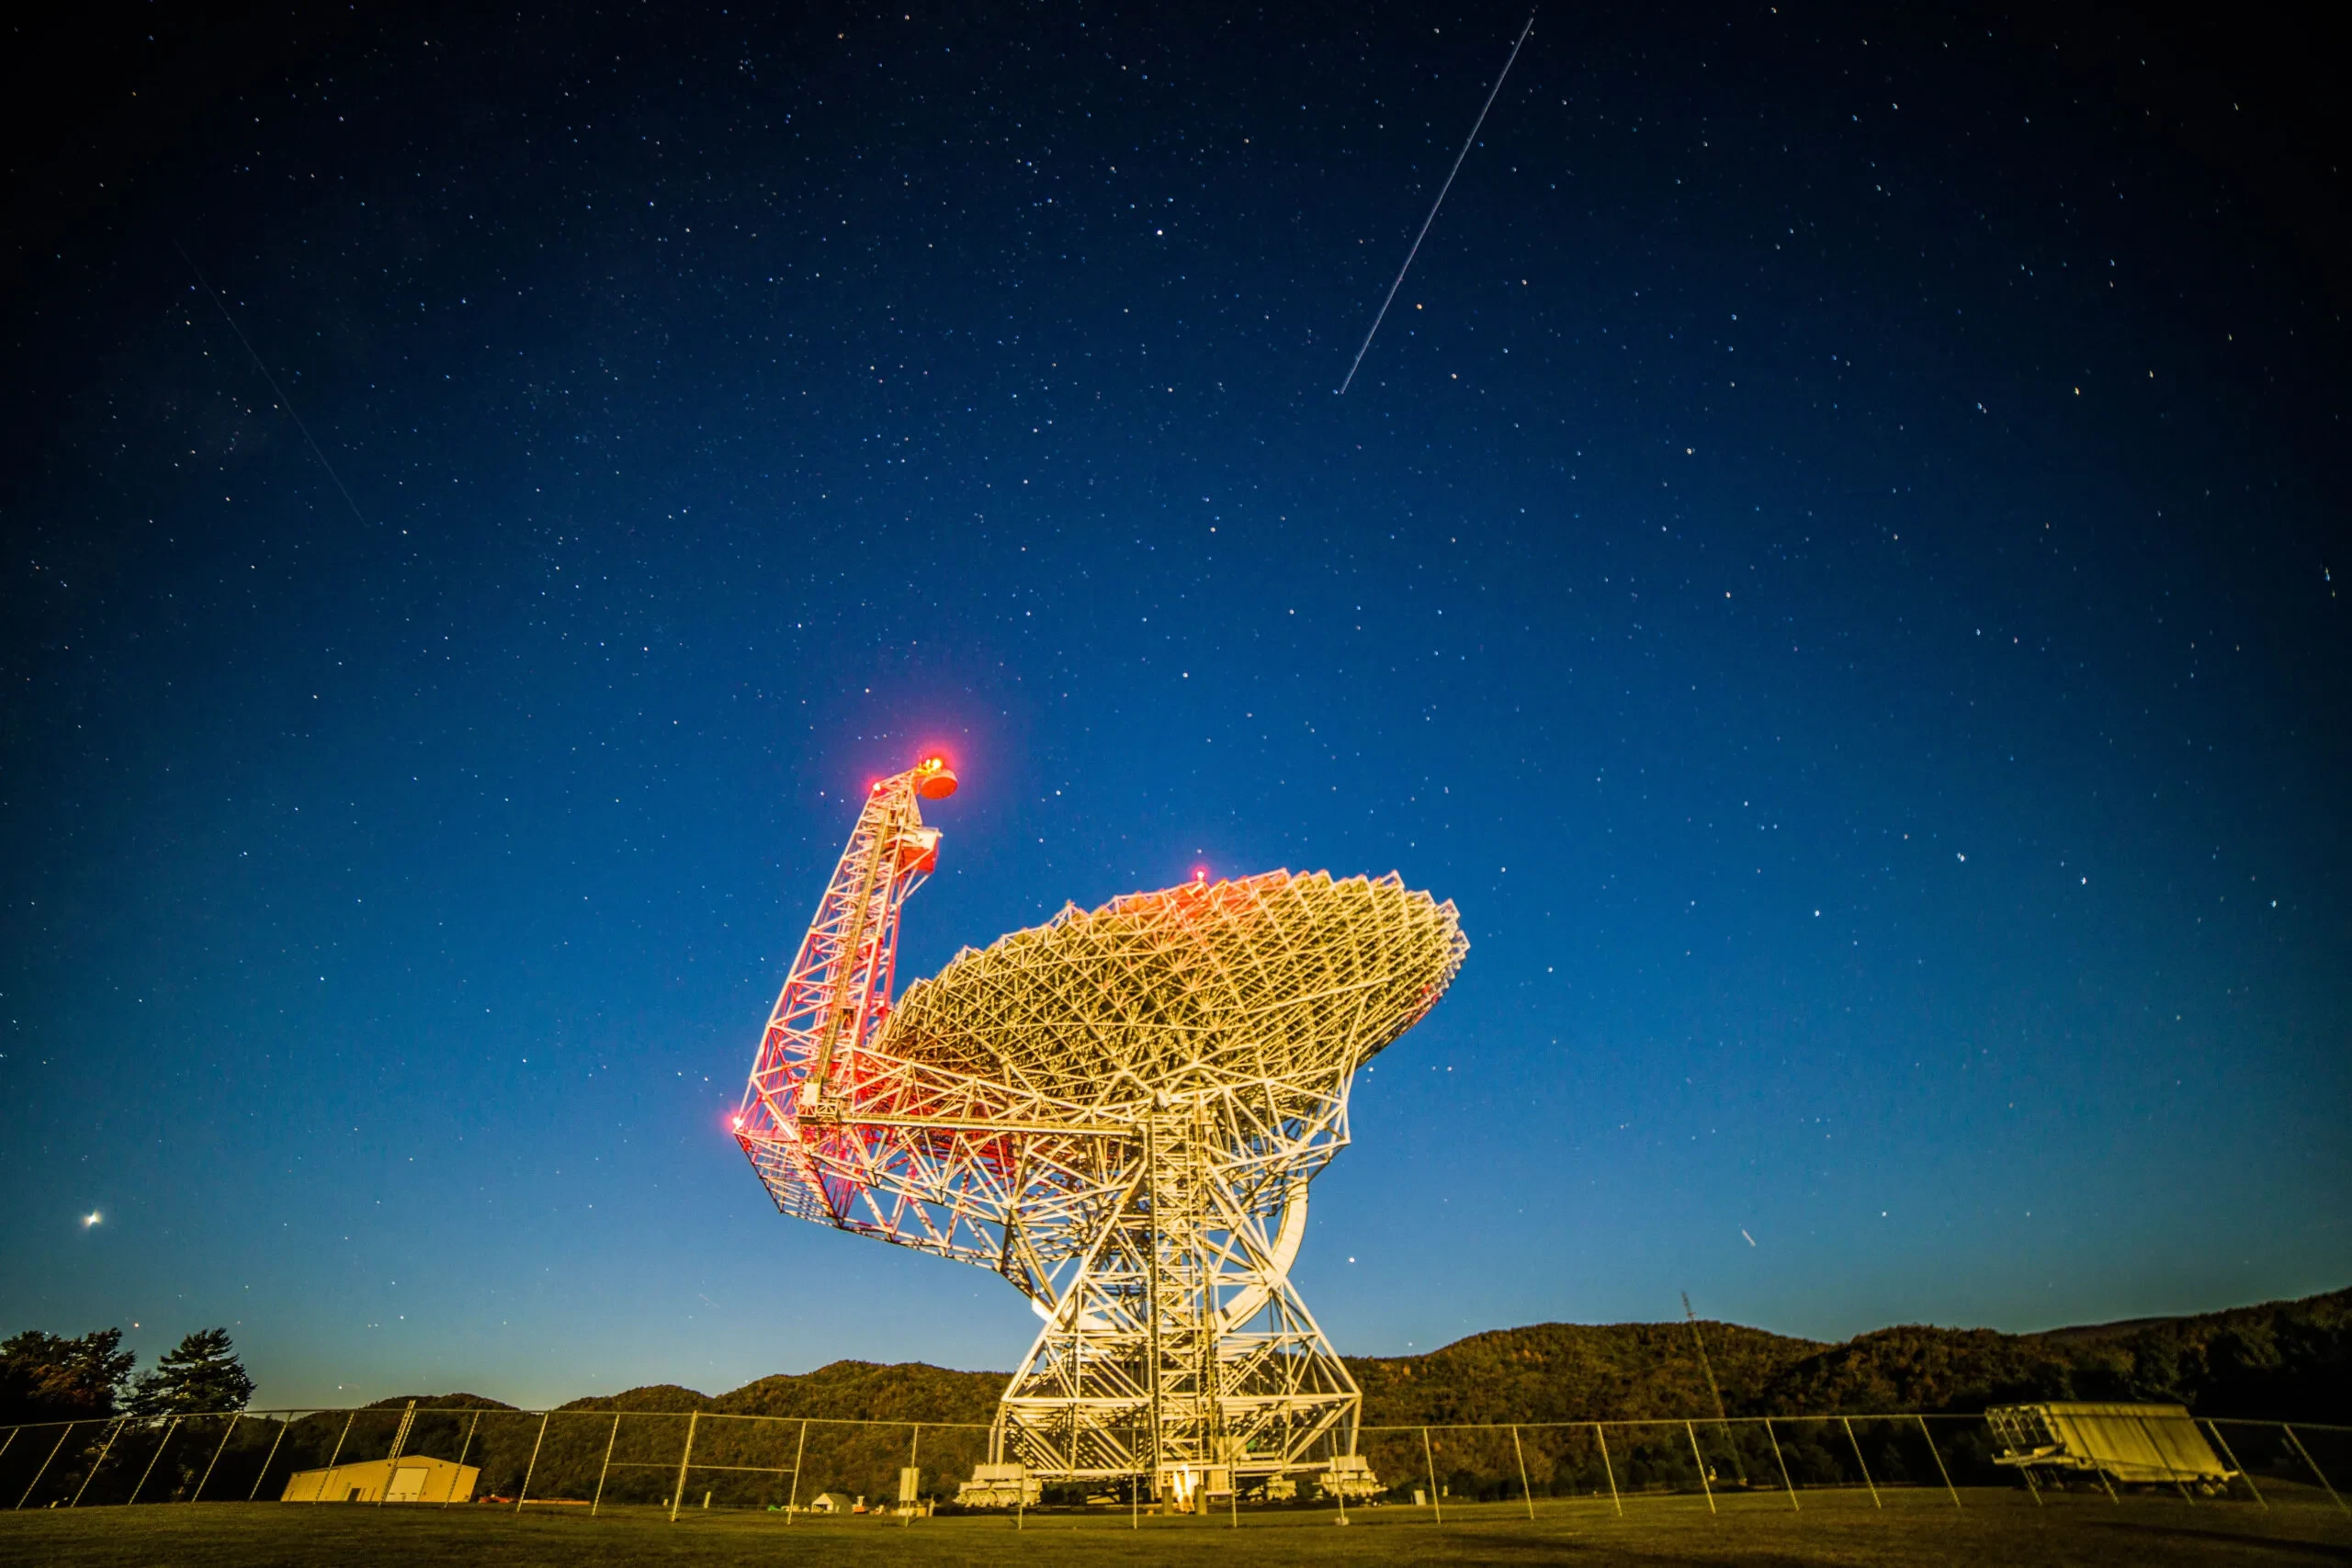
[735,756,957,1213]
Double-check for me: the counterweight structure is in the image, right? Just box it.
[735,761,1466,1502]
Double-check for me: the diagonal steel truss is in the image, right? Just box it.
[736,761,1466,1497]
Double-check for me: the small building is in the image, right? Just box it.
[806,1491,858,1514]
[281,1455,478,1504]
[1986,1403,2233,1488]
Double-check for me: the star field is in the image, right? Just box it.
[0,1,2344,1407]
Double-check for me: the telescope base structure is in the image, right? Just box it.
[986,1106,1367,1501]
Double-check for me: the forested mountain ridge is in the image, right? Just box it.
[554,1359,1006,1424]
[1749,1285,2351,1421]
[356,1285,2347,1425]
[1346,1286,2352,1426]
[1348,1319,1821,1427]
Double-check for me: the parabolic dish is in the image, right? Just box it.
[877,870,1466,1110]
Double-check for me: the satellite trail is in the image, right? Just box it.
[175,239,370,528]
[1339,13,1536,395]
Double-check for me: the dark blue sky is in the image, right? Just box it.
[4,1,2345,1409]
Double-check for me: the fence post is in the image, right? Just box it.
[2283,1426,2348,1516]
[1687,1421,1717,1515]
[1511,1424,1534,1520]
[128,1416,182,1506]
[590,1413,621,1517]
[248,1416,293,1502]
[1595,1422,1623,1517]
[904,1423,920,1529]
[2202,1420,2263,1509]
[445,1410,483,1507]
[318,1409,356,1503]
[668,1411,699,1523]
[1841,1417,1881,1509]
[192,1413,243,1503]
[67,1419,124,1507]
[514,1411,551,1513]
[2017,1449,2046,1507]
[1421,1427,1442,1522]
[1917,1416,1962,1509]
[1764,1418,1799,1511]
[19,1422,82,1510]
[784,1419,808,1523]
[379,1402,416,1508]
[2131,1412,2193,1503]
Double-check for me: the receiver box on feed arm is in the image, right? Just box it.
[1986,1403,2234,1488]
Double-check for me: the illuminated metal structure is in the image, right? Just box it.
[735,758,1466,1504]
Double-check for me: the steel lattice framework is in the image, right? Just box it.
[735,760,1466,1501]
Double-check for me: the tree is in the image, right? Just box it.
[0,1328,136,1424]
[129,1328,254,1416]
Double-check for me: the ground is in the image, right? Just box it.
[4,1488,2346,1566]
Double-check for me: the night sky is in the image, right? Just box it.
[4,2,2346,1411]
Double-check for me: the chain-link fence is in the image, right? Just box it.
[1356,1415,2348,1519]
[4,1404,2346,1525]
[0,1405,991,1516]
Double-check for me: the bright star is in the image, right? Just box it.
[84,1212,101,1227]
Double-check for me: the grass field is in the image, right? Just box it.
[5,1488,2348,1567]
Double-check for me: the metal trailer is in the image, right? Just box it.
[1986,1403,2234,1491]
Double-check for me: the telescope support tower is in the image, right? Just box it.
[991,1096,1362,1497]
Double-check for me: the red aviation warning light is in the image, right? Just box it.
[915,754,958,799]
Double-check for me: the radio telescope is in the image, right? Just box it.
[735,757,1466,1502]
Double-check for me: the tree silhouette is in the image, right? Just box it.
[0,1328,136,1424]
[129,1328,254,1416]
